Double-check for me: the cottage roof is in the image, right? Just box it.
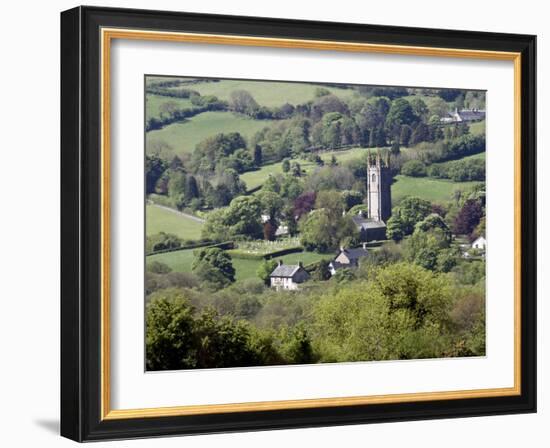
[340,246,369,261]
[270,264,302,278]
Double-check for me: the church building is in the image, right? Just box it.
[352,151,392,242]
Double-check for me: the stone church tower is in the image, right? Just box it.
[366,151,392,223]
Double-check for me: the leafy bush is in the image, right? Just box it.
[401,159,427,177]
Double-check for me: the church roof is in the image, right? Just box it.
[352,215,387,230]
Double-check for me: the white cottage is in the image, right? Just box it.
[269,260,310,291]
[471,236,487,250]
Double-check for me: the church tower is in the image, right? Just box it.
[366,151,392,223]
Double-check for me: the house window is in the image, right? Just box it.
[371,173,376,183]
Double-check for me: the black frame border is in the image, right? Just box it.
[61,6,536,442]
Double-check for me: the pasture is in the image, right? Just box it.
[391,174,482,205]
[169,79,357,107]
[147,246,332,282]
[146,204,204,240]
[146,111,273,156]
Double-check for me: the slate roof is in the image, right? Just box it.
[341,247,369,261]
[352,216,387,230]
[457,109,485,121]
[270,264,302,278]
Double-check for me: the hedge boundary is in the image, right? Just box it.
[227,246,304,260]
[147,240,234,257]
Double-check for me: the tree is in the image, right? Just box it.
[146,232,183,253]
[410,98,429,119]
[192,247,235,288]
[229,90,259,115]
[386,215,405,241]
[341,190,363,211]
[282,158,291,173]
[415,213,452,244]
[400,124,413,146]
[185,175,199,201]
[300,210,358,252]
[258,190,284,222]
[145,154,167,194]
[293,191,317,219]
[224,196,263,239]
[146,260,172,274]
[280,175,304,200]
[311,260,331,281]
[428,97,450,118]
[401,160,427,177]
[263,221,277,241]
[167,170,187,207]
[299,210,334,252]
[453,199,484,235]
[315,190,344,221]
[385,98,418,131]
[257,259,278,285]
[391,196,432,236]
[290,162,302,177]
[146,290,268,370]
[410,123,430,144]
[253,144,263,166]
[390,141,401,155]
[312,263,454,362]
[403,229,449,271]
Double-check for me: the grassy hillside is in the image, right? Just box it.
[240,147,373,191]
[169,79,357,107]
[146,204,204,240]
[240,158,314,191]
[391,175,482,205]
[146,111,273,156]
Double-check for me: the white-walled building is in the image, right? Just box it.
[269,260,310,291]
[471,236,487,250]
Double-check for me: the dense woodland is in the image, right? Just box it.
[144,77,487,370]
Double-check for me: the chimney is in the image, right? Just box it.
[298,261,303,268]
[362,242,367,250]
[278,259,283,266]
[340,245,345,252]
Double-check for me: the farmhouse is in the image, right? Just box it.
[269,260,310,291]
[329,244,369,276]
[471,236,487,250]
[441,108,486,124]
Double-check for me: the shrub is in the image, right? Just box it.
[401,159,427,177]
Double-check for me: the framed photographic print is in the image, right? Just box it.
[60,6,536,442]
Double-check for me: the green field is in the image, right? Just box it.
[147,247,332,281]
[146,111,273,156]
[240,158,314,191]
[391,175,482,205]
[469,120,486,136]
[145,94,193,121]
[240,147,373,191]
[146,204,204,240]
[169,79,357,107]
